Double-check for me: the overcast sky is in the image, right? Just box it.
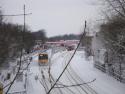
[1,0,100,37]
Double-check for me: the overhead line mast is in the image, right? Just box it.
[0,5,31,94]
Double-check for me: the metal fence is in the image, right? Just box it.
[94,49,125,83]
[8,91,26,94]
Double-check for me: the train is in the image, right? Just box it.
[38,53,48,65]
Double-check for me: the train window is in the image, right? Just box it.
[39,54,48,60]
[38,53,48,65]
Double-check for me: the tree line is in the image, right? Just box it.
[99,0,125,62]
[0,10,35,66]
[94,0,125,81]
[0,9,80,67]
[48,34,80,41]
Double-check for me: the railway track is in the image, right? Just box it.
[39,65,64,94]
[51,51,68,65]
[62,53,84,94]
[68,64,97,94]
[50,51,87,94]
[39,79,48,93]
[62,52,98,94]
[39,66,50,93]
[62,53,89,94]
[37,50,97,94]
[50,73,77,94]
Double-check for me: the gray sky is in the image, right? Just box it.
[1,0,100,37]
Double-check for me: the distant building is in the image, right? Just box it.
[46,40,79,47]
[35,40,43,45]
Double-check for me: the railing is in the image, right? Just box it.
[94,62,125,83]
[8,91,26,94]
[109,71,125,83]
[94,62,106,72]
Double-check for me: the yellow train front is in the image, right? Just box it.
[38,53,48,66]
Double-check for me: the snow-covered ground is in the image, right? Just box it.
[51,50,125,94]
[1,55,30,94]
[2,50,125,94]
[26,56,46,94]
[71,51,125,94]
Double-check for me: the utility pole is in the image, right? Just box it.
[0,5,32,94]
[23,5,26,42]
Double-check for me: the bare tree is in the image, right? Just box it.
[98,0,125,81]
[103,0,125,18]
